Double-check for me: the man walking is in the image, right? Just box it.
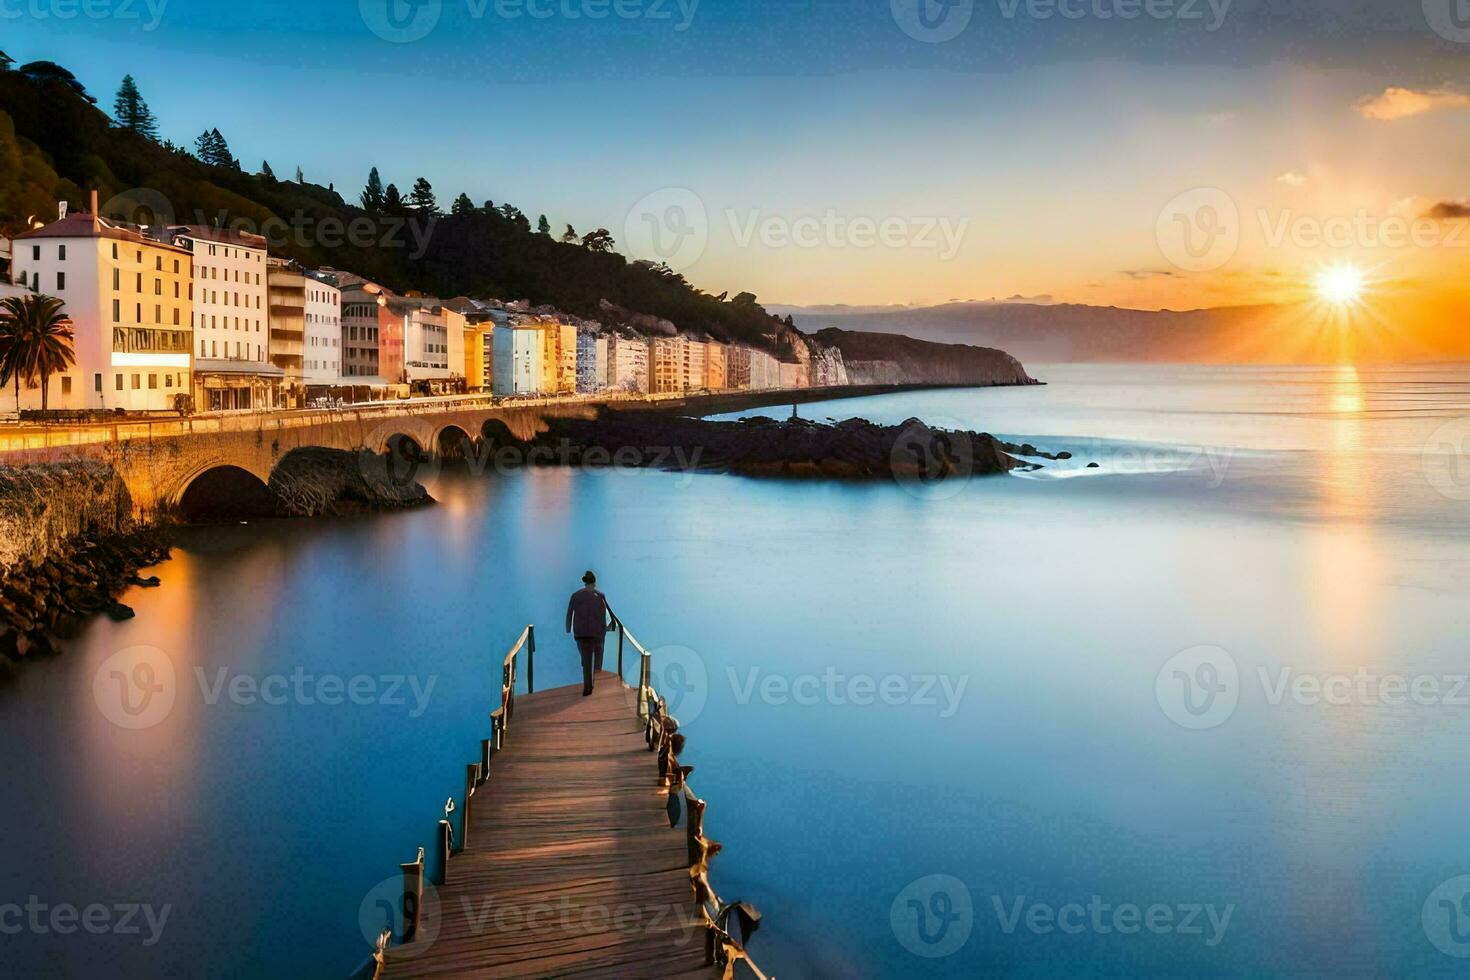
[566,570,615,696]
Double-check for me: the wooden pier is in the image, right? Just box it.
[355,625,767,980]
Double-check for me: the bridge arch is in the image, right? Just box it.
[175,464,275,522]
[434,424,477,460]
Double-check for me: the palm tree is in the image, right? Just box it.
[0,294,75,414]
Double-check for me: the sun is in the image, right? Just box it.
[1316,264,1366,306]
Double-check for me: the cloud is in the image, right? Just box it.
[1356,87,1470,121]
[1121,269,1179,280]
[1424,201,1470,220]
[1277,171,1308,187]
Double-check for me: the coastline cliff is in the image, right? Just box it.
[811,329,1038,386]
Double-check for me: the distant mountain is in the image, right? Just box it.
[784,301,1329,363]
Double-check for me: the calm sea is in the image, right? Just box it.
[3,363,1470,977]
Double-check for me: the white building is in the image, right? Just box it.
[12,205,194,413]
[748,348,780,390]
[396,301,465,393]
[492,320,545,395]
[575,330,607,393]
[606,335,649,393]
[168,225,278,411]
[303,273,342,385]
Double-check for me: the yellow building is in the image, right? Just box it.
[704,341,727,391]
[464,319,494,391]
[12,204,193,413]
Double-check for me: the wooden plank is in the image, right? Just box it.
[380,672,716,980]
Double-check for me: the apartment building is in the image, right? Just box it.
[12,206,193,412]
[575,330,609,393]
[606,334,649,393]
[267,259,308,407]
[463,312,497,392]
[492,319,545,395]
[341,283,387,382]
[167,225,277,411]
[727,345,751,389]
[703,341,727,391]
[749,348,781,390]
[303,273,342,386]
[649,336,686,394]
[686,340,707,393]
[397,300,466,393]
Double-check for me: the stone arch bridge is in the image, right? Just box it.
[0,397,608,519]
[0,385,897,520]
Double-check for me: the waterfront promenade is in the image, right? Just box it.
[0,383,935,518]
[360,625,766,980]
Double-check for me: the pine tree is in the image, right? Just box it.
[0,51,13,72]
[295,166,304,184]
[537,214,551,236]
[361,167,385,212]
[482,200,494,212]
[261,160,276,181]
[451,193,475,217]
[409,177,437,214]
[194,128,236,168]
[562,224,578,244]
[112,75,159,140]
[383,183,406,215]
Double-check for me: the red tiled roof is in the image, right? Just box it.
[16,214,193,255]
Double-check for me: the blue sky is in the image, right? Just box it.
[3,0,1467,308]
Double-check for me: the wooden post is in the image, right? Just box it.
[687,795,706,868]
[400,847,425,944]
[480,738,491,777]
[526,625,536,693]
[491,710,503,751]
[463,763,480,851]
[436,819,452,885]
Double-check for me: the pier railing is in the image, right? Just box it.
[619,620,770,980]
[353,620,768,980]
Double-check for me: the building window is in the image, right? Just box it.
[113,269,120,290]
[148,374,158,390]
[112,244,118,260]
[32,246,39,260]
[165,374,172,388]
[94,374,102,393]
[58,245,66,260]
[131,374,141,390]
[112,300,121,323]
[116,374,124,391]
[61,376,72,395]
[56,272,65,290]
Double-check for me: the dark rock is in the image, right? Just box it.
[1087,462,1101,469]
[104,601,136,622]
[1057,452,1073,460]
[130,575,162,588]
[19,632,58,657]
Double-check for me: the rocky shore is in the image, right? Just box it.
[496,411,1066,479]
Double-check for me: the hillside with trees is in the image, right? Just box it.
[0,57,799,353]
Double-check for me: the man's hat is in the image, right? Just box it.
[582,570,596,584]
